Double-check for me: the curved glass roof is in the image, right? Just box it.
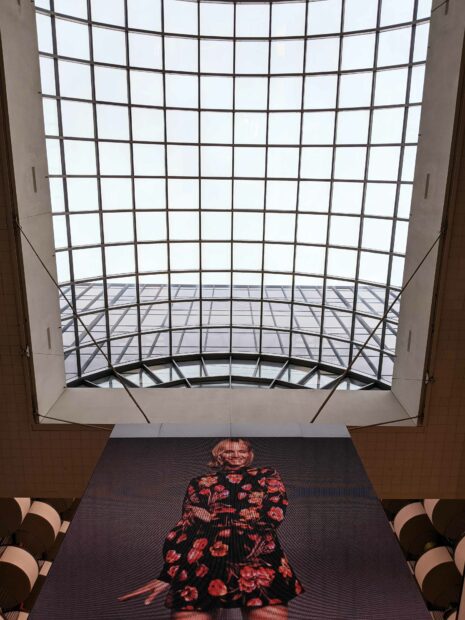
[34,0,431,388]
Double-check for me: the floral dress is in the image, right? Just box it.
[158,466,304,611]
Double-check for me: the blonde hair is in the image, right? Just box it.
[209,438,254,469]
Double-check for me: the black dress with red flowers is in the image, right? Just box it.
[158,466,304,611]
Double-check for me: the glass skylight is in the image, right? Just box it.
[34,0,431,388]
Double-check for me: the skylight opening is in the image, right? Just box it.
[34,0,432,388]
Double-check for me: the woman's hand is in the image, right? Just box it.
[117,579,169,606]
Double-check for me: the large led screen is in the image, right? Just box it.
[31,424,429,619]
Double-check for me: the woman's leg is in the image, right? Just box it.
[241,604,288,620]
[171,611,219,620]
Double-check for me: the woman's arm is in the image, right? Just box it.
[259,468,288,527]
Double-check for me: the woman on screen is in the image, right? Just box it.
[118,438,303,618]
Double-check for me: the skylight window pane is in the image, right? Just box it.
[168,179,198,210]
[410,65,426,103]
[167,110,197,143]
[59,60,92,99]
[377,27,412,67]
[297,214,328,245]
[272,2,306,37]
[414,23,430,63]
[105,245,135,275]
[200,3,233,37]
[268,148,299,179]
[138,243,168,272]
[36,13,53,53]
[201,76,232,109]
[381,0,414,26]
[371,108,405,144]
[368,146,400,181]
[402,146,417,182]
[359,252,389,283]
[202,180,231,210]
[39,57,56,95]
[344,0,378,31]
[264,244,294,272]
[202,243,231,270]
[61,101,93,138]
[134,144,165,175]
[169,212,199,240]
[234,113,266,145]
[236,42,269,75]
[394,220,409,254]
[304,75,338,109]
[129,33,162,70]
[53,215,68,248]
[166,38,198,74]
[374,68,408,105]
[135,179,166,210]
[336,111,369,144]
[307,0,342,35]
[342,34,376,70]
[95,66,127,103]
[234,147,266,178]
[234,180,264,210]
[329,216,359,247]
[365,183,397,216]
[271,41,305,74]
[131,108,163,142]
[267,181,297,212]
[362,218,393,252]
[233,243,262,270]
[127,0,161,32]
[201,40,233,74]
[201,146,232,178]
[91,0,125,26]
[97,105,129,140]
[406,107,421,143]
[299,182,330,212]
[296,246,325,275]
[168,145,198,177]
[103,213,134,243]
[306,38,340,72]
[56,19,89,60]
[164,0,197,35]
[69,178,99,212]
[136,212,166,241]
[101,178,132,210]
[332,182,363,214]
[268,113,300,145]
[170,243,199,270]
[334,147,367,180]
[130,71,163,106]
[301,147,332,179]
[202,112,233,144]
[265,213,296,243]
[233,213,263,241]
[49,179,65,212]
[99,142,131,175]
[339,72,372,108]
[202,213,231,241]
[302,112,335,145]
[92,27,126,65]
[64,140,96,175]
[270,77,303,111]
[327,249,357,279]
[46,139,62,175]
[73,248,103,280]
[236,4,269,38]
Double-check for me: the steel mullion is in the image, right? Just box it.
[378,0,420,382]
[346,0,382,380]
[160,0,173,358]
[49,1,82,377]
[197,1,203,359]
[318,0,345,363]
[84,0,113,372]
[122,0,143,367]
[288,0,310,360]
[258,2,273,356]
[229,1,237,356]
